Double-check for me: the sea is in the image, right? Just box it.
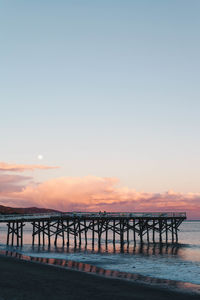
[0,220,200,294]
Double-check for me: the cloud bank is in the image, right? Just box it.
[0,175,199,219]
[0,162,59,172]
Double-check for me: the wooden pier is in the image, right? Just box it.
[0,212,186,248]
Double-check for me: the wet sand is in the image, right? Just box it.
[0,255,199,300]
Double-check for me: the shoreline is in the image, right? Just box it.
[0,250,200,299]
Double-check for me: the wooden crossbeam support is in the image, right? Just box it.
[38,222,41,246]
[48,221,51,246]
[42,221,45,245]
[54,220,60,246]
[97,219,101,247]
[32,221,35,245]
[20,222,23,247]
[78,219,81,245]
[120,219,124,249]
[105,220,108,247]
[175,219,178,243]
[152,219,155,243]
[159,219,162,244]
[4,214,186,247]
[6,222,10,245]
[127,219,129,245]
[92,220,95,247]
[139,219,143,244]
[67,219,69,246]
[6,221,24,247]
[165,219,168,243]
[171,218,174,243]
[113,219,115,244]
[61,220,65,246]
[146,220,149,243]
[74,219,77,247]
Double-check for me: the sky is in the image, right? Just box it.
[0,1,200,218]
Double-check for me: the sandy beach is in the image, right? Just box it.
[0,255,199,300]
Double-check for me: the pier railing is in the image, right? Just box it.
[0,211,186,222]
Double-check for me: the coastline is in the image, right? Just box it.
[0,251,200,300]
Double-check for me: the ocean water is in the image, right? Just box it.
[0,220,200,292]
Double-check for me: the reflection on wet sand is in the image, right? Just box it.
[45,242,182,256]
[0,247,200,295]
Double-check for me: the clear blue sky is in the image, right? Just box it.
[1,0,200,193]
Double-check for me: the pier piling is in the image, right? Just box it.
[2,212,186,248]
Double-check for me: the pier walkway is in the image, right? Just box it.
[0,212,186,247]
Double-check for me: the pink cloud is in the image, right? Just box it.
[0,174,32,193]
[1,175,199,219]
[0,162,59,172]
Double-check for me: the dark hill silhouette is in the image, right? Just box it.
[0,204,60,215]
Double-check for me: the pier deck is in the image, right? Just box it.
[0,212,186,247]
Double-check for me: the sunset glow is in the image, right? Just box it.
[0,162,199,219]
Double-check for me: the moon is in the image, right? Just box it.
[37,154,43,160]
